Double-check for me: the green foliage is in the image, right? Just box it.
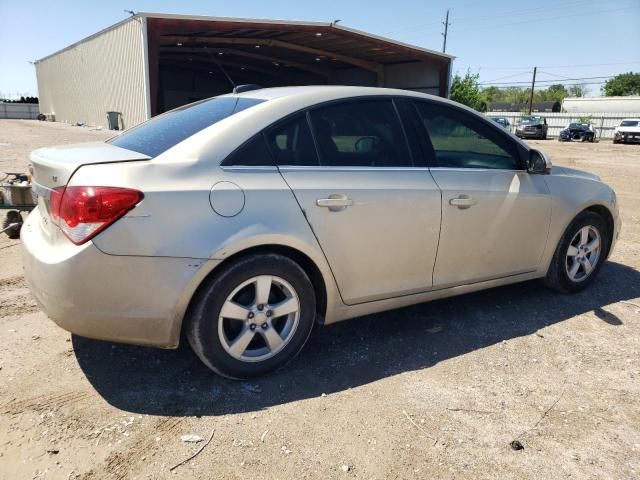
[568,84,587,97]
[578,115,592,123]
[450,70,487,112]
[481,83,569,106]
[603,72,640,96]
[545,84,568,101]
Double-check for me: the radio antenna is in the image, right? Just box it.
[203,47,236,91]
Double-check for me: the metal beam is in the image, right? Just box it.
[161,55,296,80]
[161,35,383,75]
[162,46,330,77]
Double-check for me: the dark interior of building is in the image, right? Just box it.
[146,16,452,114]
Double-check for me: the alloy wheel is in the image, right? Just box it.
[218,275,300,362]
[565,226,601,282]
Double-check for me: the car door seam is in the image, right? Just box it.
[428,168,445,288]
[274,166,348,306]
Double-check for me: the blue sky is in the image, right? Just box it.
[1,0,639,98]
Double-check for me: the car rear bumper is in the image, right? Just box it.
[21,208,214,348]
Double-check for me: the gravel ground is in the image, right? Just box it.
[0,120,639,480]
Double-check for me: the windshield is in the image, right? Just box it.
[519,116,542,125]
[569,123,588,129]
[108,97,265,157]
[620,120,639,127]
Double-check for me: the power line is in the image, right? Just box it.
[480,75,614,86]
[450,0,589,25]
[536,70,574,80]
[486,81,608,90]
[482,71,534,83]
[381,0,588,37]
[466,5,637,35]
[466,61,640,71]
[400,5,638,40]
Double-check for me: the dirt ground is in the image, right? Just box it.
[1,119,639,480]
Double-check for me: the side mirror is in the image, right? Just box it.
[527,149,552,174]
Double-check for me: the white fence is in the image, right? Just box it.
[485,112,640,140]
[0,103,40,120]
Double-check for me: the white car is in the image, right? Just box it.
[613,118,640,144]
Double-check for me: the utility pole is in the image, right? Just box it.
[442,9,451,53]
[528,66,537,114]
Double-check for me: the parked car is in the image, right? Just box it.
[515,115,548,139]
[491,117,511,130]
[559,122,595,142]
[613,118,640,144]
[22,86,620,379]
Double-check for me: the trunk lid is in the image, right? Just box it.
[30,142,150,189]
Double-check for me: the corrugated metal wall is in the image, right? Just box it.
[0,103,40,119]
[35,18,148,130]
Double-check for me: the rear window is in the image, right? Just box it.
[519,116,542,125]
[108,97,265,157]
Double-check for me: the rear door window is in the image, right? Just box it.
[108,97,264,157]
[309,99,413,167]
[264,114,319,166]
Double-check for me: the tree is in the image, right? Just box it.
[568,84,588,97]
[481,85,500,104]
[450,70,486,112]
[603,72,640,96]
[545,84,568,102]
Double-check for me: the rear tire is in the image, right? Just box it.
[543,211,609,293]
[186,253,316,379]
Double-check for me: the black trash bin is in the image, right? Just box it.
[106,111,121,130]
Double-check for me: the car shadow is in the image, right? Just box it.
[73,261,639,416]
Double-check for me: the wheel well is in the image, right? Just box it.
[186,245,328,328]
[583,204,614,253]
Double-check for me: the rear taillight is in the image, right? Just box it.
[50,186,143,244]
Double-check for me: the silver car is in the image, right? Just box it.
[22,86,620,379]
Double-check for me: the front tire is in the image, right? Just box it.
[543,211,609,293]
[186,253,316,379]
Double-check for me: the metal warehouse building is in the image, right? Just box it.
[35,12,454,129]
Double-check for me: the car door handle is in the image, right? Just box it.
[449,195,477,209]
[316,194,353,211]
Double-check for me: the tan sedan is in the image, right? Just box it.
[22,86,620,378]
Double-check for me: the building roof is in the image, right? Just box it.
[36,12,454,66]
[489,101,561,112]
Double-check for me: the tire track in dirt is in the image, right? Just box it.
[81,417,184,480]
[2,391,89,415]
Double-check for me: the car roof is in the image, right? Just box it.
[220,85,451,106]
[621,118,640,121]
